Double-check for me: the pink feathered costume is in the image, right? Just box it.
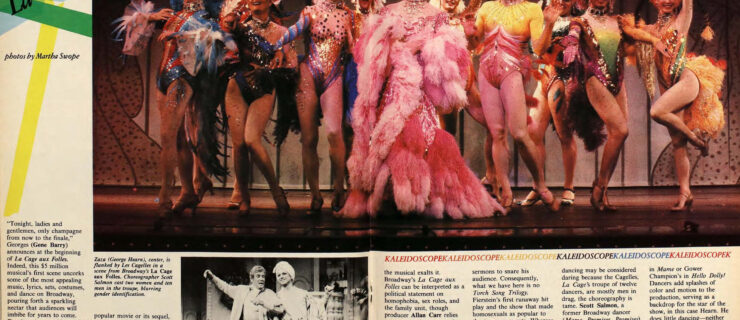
[338,6,503,219]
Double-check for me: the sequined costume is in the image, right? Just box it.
[222,11,300,145]
[273,1,353,93]
[543,16,575,93]
[560,16,624,151]
[656,29,725,137]
[157,9,227,93]
[156,6,234,177]
[339,4,501,219]
[474,0,544,88]
[565,17,623,95]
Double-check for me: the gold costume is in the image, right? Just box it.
[474,0,544,43]
[659,29,725,138]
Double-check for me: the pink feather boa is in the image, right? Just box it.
[340,10,498,219]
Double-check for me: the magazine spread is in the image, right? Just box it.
[2,0,739,319]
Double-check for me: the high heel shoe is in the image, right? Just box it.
[173,194,200,215]
[154,200,174,231]
[539,189,560,212]
[591,181,605,212]
[331,192,346,213]
[670,192,694,212]
[196,179,214,202]
[561,188,575,206]
[158,199,174,215]
[481,177,494,194]
[498,192,514,215]
[227,188,241,210]
[601,186,617,211]
[272,187,290,216]
[227,201,240,210]
[308,196,323,216]
[519,189,540,207]
[591,181,616,212]
[239,198,251,217]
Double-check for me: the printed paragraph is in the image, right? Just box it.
[472,268,553,319]
[383,269,462,319]
[649,266,730,320]
[560,266,639,320]
[5,220,84,319]
[93,256,174,298]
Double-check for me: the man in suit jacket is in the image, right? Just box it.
[205,266,285,320]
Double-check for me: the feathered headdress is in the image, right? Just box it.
[112,0,156,56]
[167,19,237,75]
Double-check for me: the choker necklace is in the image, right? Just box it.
[319,0,343,11]
[589,6,607,16]
[251,16,271,29]
[403,0,427,15]
[588,6,608,22]
[183,1,204,12]
[657,13,674,29]
[502,0,523,5]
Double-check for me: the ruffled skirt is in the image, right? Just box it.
[683,55,725,138]
[342,112,500,219]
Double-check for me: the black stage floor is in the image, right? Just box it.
[94,186,740,251]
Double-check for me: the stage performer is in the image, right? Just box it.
[520,0,579,207]
[220,0,298,216]
[116,0,235,227]
[619,0,724,211]
[204,266,285,320]
[560,0,628,211]
[341,0,384,188]
[344,0,384,124]
[431,0,500,200]
[338,0,505,219]
[273,261,327,320]
[155,0,235,222]
[463,0,561,212]
[271,0,355,214]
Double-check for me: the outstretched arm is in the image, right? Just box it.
[531,3,558,56]
[273,9,311,50]
[203,270,240,299]
[676,0,692,35]
[149,8,174,22]
[618,15,660,44]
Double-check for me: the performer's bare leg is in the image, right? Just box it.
[466,80,499,198]
[320,78,346,211]
[521,79,552,206]
[501,73,557,210]
[585,77,628,210]
[650,70,705,150]
[157,79,194,216]
[547,79,577,203]
[296,63,323,213]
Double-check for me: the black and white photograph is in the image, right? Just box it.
[181,257,368,320]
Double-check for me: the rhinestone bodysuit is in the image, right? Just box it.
[274,1,352,93]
